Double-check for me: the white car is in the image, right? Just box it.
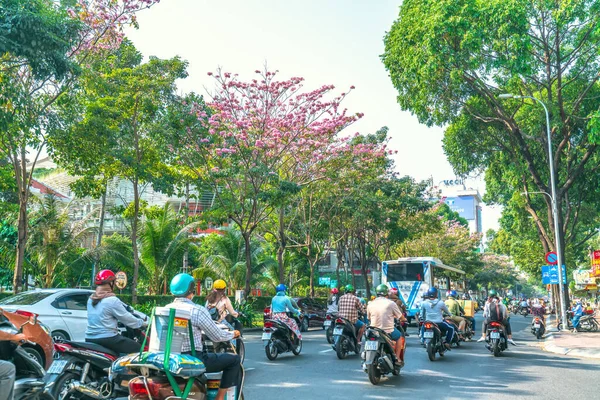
[0,288,93,342]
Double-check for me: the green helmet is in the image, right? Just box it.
[170,273,195,297]
[345,284,355,293]
[488,289,498,298]
[376,284,388,296]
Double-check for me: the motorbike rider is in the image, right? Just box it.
[85,270,146,354]
[477,290,516,345]
[367,284,406,366]
[270,284,302,341]
[445,290,467,340]
[166,274,241,400]
[519,297,529,314]
[338,284,366,342]
[327,288,341,316]
[418,287,455,350]
[206,279,241,331]
[0,323,27,400]
[572,301,584,332]
[460,293,476,335]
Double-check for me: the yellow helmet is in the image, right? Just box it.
[213,279,227,290]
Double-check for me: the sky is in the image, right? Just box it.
[125,0,502,232]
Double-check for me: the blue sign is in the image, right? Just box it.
[541,265,566,284]
[318,277,330,286]
[444,196,476,220]
[330,280,338,288]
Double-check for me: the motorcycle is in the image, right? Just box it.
[44,304,147,400]
[531,317,545,339]
[323,313,336,344]
[520,306,530,317]
[422,320,447,361]
[485,321,507,357]
[331,317,360,359]
[202,318,246,364]
[362,326,401,385]
[0,316,53,400]
[262,315,302,360]
[444,319,462,347]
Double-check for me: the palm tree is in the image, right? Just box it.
[140,204,197,295]
[258,251,307,295]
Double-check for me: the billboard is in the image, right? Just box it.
[444,196,476,220]
[592,250,600,277]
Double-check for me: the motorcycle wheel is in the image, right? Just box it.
[300,318,309,332]
[265,340,278,360]
[335,337,347,360]
[367,363,381,385]
[292,339,302,356]
[492,341,501,357]
[536,329,542,340]
[51,371,82,400]
[237,339,246,364]
[426,341,436,361]
[326,327,334,344]
[591,320,599,332]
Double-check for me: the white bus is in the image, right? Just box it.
[381,257,465,321]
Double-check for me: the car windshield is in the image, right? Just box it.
[0,291,54,306]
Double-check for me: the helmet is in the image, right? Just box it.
[488,289,498,298]
[426,287,438,299]
[94,269,116,285]
[213,279,227,290]
[376,284,389,296]
[331,288,339,295]
[170,273,196,297]
[449,290,457,298]
[345,284,355,293]
[276,283,287,293]
[389,287,399,295]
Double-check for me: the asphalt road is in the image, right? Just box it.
[240,314,600,399]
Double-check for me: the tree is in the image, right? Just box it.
[1,0,160,292]
[51,40,187,302]
[382,1,600,297]
[177,68,361,296]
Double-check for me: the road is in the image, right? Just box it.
[240,314,599,399]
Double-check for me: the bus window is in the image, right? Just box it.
[386,263,424,282]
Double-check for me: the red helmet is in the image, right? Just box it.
[95,269,116,285]
[390,288,399,295]
[331,288,339,294]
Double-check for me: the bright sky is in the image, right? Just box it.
[126,0,501,232]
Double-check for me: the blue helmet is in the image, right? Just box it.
[170,273,195,297]
[449,290,457,298]
[426,287,438,299]
[276,283,287,293]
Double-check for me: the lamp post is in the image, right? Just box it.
[499,93,568,330]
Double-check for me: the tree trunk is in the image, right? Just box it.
[336,243,344,288]
[183,181,190,273]
[131,178,140,304]
[242,232,252,297]
[348,237,356,288]
[362,265,370,299]
[13,195,28,293]
[277,206,286,283]
[310,261,315,297]
[92,186,107,285]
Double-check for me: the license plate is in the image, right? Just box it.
[365,341,378,350]
[261,332,272,340]
[47,360,68,374]
[490,332,500,339]
[423,331,434,338]
[533,324,541,328]
[333,328,343,336]
[324,320,332,327]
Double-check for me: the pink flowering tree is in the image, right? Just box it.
[177,68,373,295]
[1,0,161,292]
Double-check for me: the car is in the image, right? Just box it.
[0,288,93,342]
[263,297,327,332]
[1,307,53,369]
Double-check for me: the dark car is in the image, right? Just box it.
[263,297,327,332]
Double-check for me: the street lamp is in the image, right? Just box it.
[499,93,568,330]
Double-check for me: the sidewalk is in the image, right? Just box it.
[543,317,600,359]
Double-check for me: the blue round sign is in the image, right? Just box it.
[545,252,558,265]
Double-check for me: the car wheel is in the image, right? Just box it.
[301,318,309,332]
[52,331,70,342]
[23,346,44,366]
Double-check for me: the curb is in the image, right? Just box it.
[542,332,600,359]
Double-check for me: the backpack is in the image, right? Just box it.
[488,302,503,322]
[207,304,220,321]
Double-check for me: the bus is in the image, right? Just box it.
[381,257,465,321]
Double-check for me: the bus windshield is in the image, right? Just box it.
[386,263,424,282]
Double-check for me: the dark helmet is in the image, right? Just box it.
[426,287,439,299]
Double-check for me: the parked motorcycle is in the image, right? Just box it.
[422,320,447,361]
[324,313,336,344]
[262,317,302,360]
[0,316,53,400]
[531,317,545,339]
[202,318,246,364]
[331,317,360,359]
[485,321,507,357]
[362,326,401,385]
[44,304,147,399]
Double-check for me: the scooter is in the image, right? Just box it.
[331,317,360,359]
[262,316,302,360]
[531,317,545,339]
[485,321,507,357]
[362,326,401,385]
[202,318,246,364]
[422,320,448,361]
[324,313,336,344]
[0,316,53,400]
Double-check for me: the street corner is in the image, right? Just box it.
[541,331,600,359]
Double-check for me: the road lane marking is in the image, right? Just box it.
[319,349,334,353]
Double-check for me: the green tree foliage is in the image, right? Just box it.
[382,0,600,272]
